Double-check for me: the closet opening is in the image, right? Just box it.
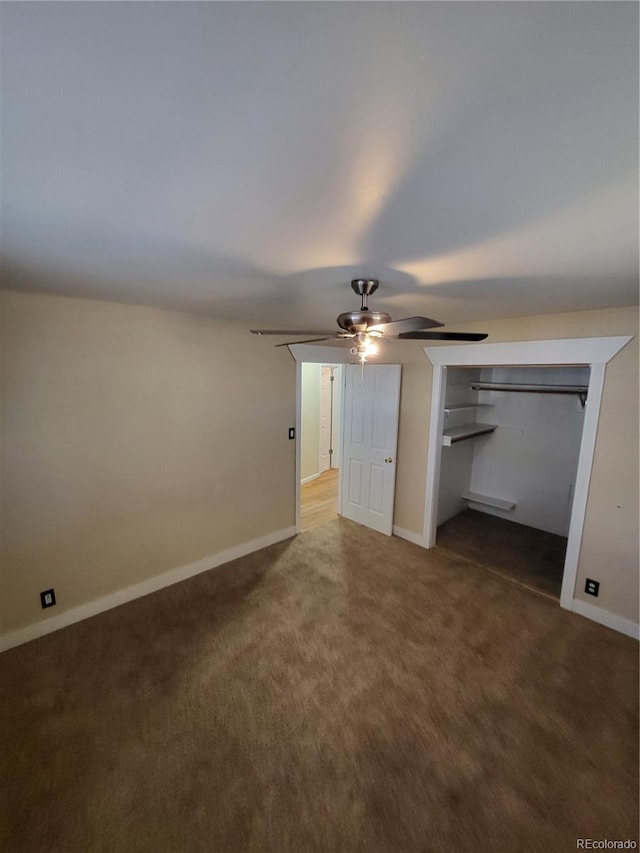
[299,363,342,531]
[434,364,590,599]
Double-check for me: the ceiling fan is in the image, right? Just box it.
[251,279,488,364]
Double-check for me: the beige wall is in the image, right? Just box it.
[1,291,296,633]
[382,305,639,624]
[1,292,637,637]
[300,363,321,481]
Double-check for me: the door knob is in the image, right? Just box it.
[385,457,393,463]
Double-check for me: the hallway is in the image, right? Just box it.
[300,469,339,532]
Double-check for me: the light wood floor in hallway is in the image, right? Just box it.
[300,469,338,531]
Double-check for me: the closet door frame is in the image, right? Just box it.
[422,337,632,613]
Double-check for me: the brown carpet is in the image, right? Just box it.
[1,518,637,853]
[437,509,568,598]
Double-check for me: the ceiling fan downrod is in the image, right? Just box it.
[338,280,390,333]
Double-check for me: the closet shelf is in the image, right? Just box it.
[443,403,494,415]
[442,423,498,446]
[470,381,588,406]
[462,491,516,511]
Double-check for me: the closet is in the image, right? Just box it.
[436,364,590,597]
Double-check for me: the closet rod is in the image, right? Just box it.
[470,382,588,407]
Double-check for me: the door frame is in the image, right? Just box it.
[422,336,632,612]
[290,345,350,533]
[318,366,338,474]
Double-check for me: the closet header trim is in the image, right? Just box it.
[424,336,632,367]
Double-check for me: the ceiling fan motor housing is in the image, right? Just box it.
[337,309,392,333]
[338,279,391,332]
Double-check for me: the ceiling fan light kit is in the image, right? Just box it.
[250,280,488,364]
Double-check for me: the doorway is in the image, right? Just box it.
[300,363,342,532]
[290,344,403,537]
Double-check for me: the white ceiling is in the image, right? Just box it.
[1,2,638,329]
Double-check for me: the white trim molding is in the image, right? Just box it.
[422,335,633,637]
[301,473,321,485]
[0,526,297,653]
[288,344,350,364]
[393,526,427,547]
[570,599,639,641]
[424,336,632,367]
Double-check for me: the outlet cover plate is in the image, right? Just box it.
[40,588,56,608]
[584,578,600,597]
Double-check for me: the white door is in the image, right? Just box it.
[340,364,401,535]
[319,367,332,472]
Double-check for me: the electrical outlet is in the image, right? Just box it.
[40,588,56,609]
[584,578,600,597]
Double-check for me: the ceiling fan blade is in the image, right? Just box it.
[251,329,337,336]
[398,331,488,341]
[370,316,444,335]
[274,337,336,347]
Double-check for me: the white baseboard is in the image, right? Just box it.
[392,526,427,548]
[569,598,639,640]
[300,473,321,485]
[0,526,297,654]
[5,525,635,652]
